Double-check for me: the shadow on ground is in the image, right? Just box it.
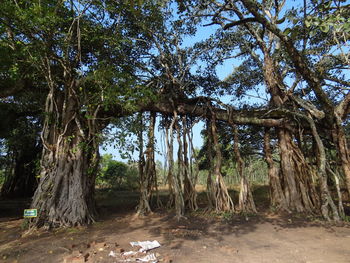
[0,187,350,262]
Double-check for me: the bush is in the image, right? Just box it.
[96,154,139,190]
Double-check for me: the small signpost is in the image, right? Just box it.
[24,209,37,218]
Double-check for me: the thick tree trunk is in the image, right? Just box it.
[333,122,350,196]
[30,134,98,228]
[277,128,319,213]
[233,125,256,213]
[29,89,100,229]
[262,52,317,212]
[263,129,288,210]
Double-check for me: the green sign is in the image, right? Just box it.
[24,209,37,218]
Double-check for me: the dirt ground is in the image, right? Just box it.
[0,191,350,263]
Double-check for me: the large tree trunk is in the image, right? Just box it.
[277,128,319,213]
[262,52,319,213]
[333,121,350,196]
[29,89,100,229]
[31,134,98,228]
[263,128,288,210]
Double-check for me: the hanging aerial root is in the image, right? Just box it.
[233,124,257,214]
[182,116,198,211]
[210,112,234,212]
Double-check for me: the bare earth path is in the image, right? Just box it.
[1,208,350,263]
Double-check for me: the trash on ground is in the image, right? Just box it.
[108,251,117,257]
[136,253,157,262]
[63,240,164,263]
[130,240,161,252]
[123,251,138,256]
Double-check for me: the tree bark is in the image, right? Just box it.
[333,121,350,196]
[206,120,216,209]
[277,128,319,213]
[30,133,99,228]
[210,115,234,212]
[136,112,153,216]
[182,116,197,211]
[262,48,319,214]
[326,165,345,218]
[165,120,175,208]
[304,115,339,221]
[29,88,100,229]
[174,113,185,219]
[187,119,200,210]
[263,128,288,210]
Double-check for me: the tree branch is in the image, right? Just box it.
[223,18,258,30]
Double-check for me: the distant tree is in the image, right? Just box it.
[97,154,138,190]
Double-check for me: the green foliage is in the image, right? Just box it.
[96,154,139,190]
[0,0,168,120]
[305,1,350,33]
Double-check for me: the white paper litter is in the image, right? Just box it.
[108,251,117,257]
[130,240,161,252]
[136,253,157,262]
[123,251,138,256]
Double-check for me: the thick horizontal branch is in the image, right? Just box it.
[145,99,286,127]
[104,96,287,127]
[290,95,325,120]
[223,18,257,30]
[96,93,289,128]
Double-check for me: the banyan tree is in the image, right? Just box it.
[0,0,349,228]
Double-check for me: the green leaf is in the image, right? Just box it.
[276,17,286,24]
[283,28,291,35]
[320,24,330,33]
[305,20,311,28]
[343,23,350,33]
